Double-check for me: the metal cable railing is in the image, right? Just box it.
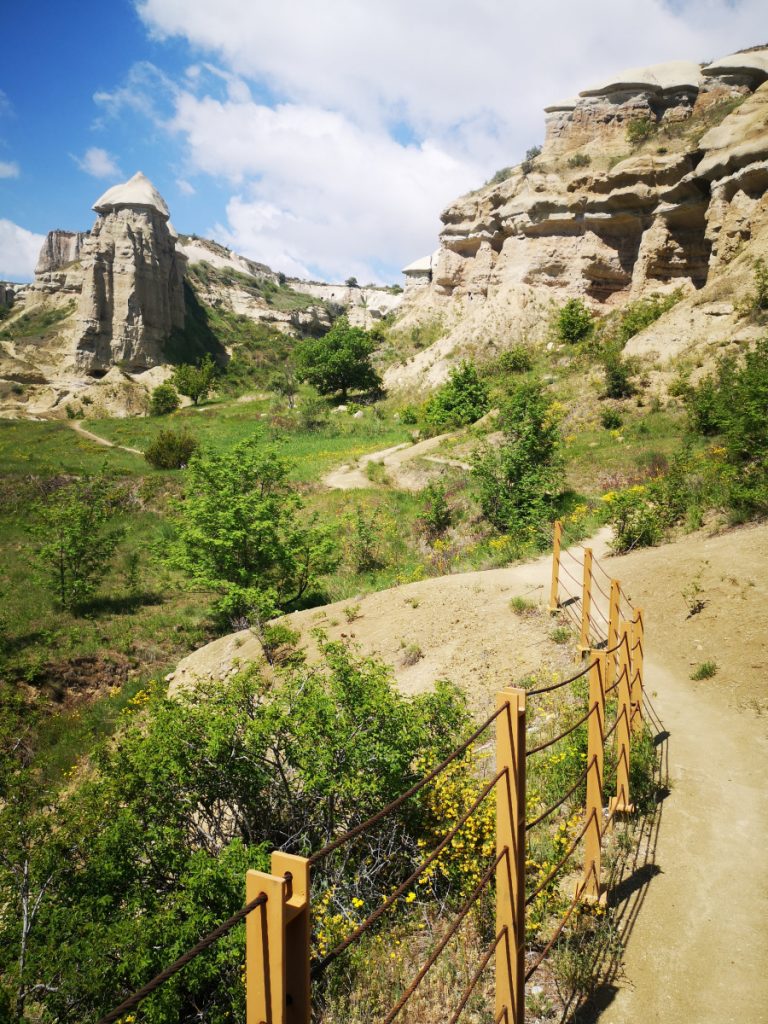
[526,758,593,833]
[527,659,595,697]
[525,814,593,907]
[445,927,507,1024]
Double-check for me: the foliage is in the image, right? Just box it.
[417,481,452,539]
[626,117,655,144]
[149,382,181,416]
[601,485,664,553]
[691,660,718,680]
[144,428,199,469]
[600,408,623,430]
[485,166,514,187]
[30,477,125,611]
[344,504,384,572]
[521,145,542,175]
[0,300,76,341]
[556,298,594,345]
[295,317,380,399]
[171,354,217,405]
[0,643,470,1023]
[497,345,533,373]
[567,152,591,168]
[167,436,337,621]
[471,378,562,534]
[740,257,768,318]
[602,347,635,399]
[345,276,359,288]
[422,361,490,434]
[615,290,682,345]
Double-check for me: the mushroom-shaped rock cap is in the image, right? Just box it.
[402,254,433,275]
[580,60,703,97]
[703,48,768,82]
[93,171,171,219]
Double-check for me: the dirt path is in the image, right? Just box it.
[69,420,143,456]
[169,524,768,1021]
[321,432,466,491]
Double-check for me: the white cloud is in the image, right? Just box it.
[0,220,45,282]
[74,147,122,179]
[176,177,196,196]
[0,161,19,179]
[171,94,484,281]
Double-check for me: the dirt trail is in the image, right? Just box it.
[170,524,768,1021]
[322,432,469,491]
[69,420,143,456]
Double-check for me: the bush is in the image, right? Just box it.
[556,299,593,345]
[626,117,655,145]
[602,486,664,552]
[740,257,768,318]
[616,290,682,345]
[418,481,452,539]
[149,382,180,416]
[144,428,199,469]
[521,144,542,175]
[691,660,718,680]
[423,361,490,434]
[567,153,591,168]
[472,378,562,534]
[600,408,623,429]
[171,354,218,405]
[498,345,533,373]
[602,347,635,399]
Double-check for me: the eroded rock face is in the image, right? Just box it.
[390,51,768,388]
[74,173,187,374]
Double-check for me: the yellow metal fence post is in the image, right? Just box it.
[496,687,526,1024]
[246,853,311,1024]
[610,626,634,816]
[631,608,645,733]
[606,580,621,690]
[549,520,563,613]
[579,548,593,655]
[578,652,606,903]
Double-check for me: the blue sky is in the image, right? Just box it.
[1,0,766,283]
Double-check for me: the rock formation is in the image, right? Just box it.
[388,46,768,388]
[73,172,187,375]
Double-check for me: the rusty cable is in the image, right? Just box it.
[527,659,596,697]
[310,770,504,978]
[527,705,593,757]
[525,813,593,907]
[380,849,507,1024]
[308,704,510,866]
[445,927,507,1024]
[526,757,594,832]
[95,893,268,1024]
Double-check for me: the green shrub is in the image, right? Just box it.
[472,378,562,533]
[740,257,768,319]
[602,486,664,552]
[616,290,682,345]
[418,481,452,539]
[602,348,635,399]
[144,428,199,469]
[626,117,655,145]
[691,660,718,680]
[556,299,594,345]
[521,145,542,175]
[423,361,490,433]
[399,404,419,425]
[567,153,591,168]
[498,345,533,373]
[600,408,623,430]
[295,316,380,399]
[171,354,217,405]
[149,382,180,415]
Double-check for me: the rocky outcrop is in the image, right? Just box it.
[35,231,88,275]
[390,47,768,387]
[0,283,14,308]
[73,172,187,374]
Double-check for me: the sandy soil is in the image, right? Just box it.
[321,432,468,491]
[169,522,768,1022]
[69,419,143,455]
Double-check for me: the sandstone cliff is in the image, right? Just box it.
[390,46,768,389]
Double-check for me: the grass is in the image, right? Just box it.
[0,299,76,341]
[691,660,718,680]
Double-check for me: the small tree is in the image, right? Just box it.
[423,361,490,434]
[31,478,125,611]
[345,276,359,288]
[556,298,593,344]
[171,354,217,405]
[144,428,199,469]
[472,378,562,534]
[295,317,380,400]
[149,381,180,415]
[267,368,298,409]
[168,437,337,621]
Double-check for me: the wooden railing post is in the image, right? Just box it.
[610,626,634,816]
[246,853,311,1024]
[549,520,562,613]
[578,653,606,903]
[631,608,645,733]
[496,687,526,1024]
[606,580,621,689]
[579,549,593,655]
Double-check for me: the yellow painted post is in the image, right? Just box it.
[246,853,311,1024]
[549,520,563,613]
[631,608,645,733]
[579,548,593,655]
[610,626,634,816]
[605,580,621,689]
[496,687,526,1024]
[578,653,606,903]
